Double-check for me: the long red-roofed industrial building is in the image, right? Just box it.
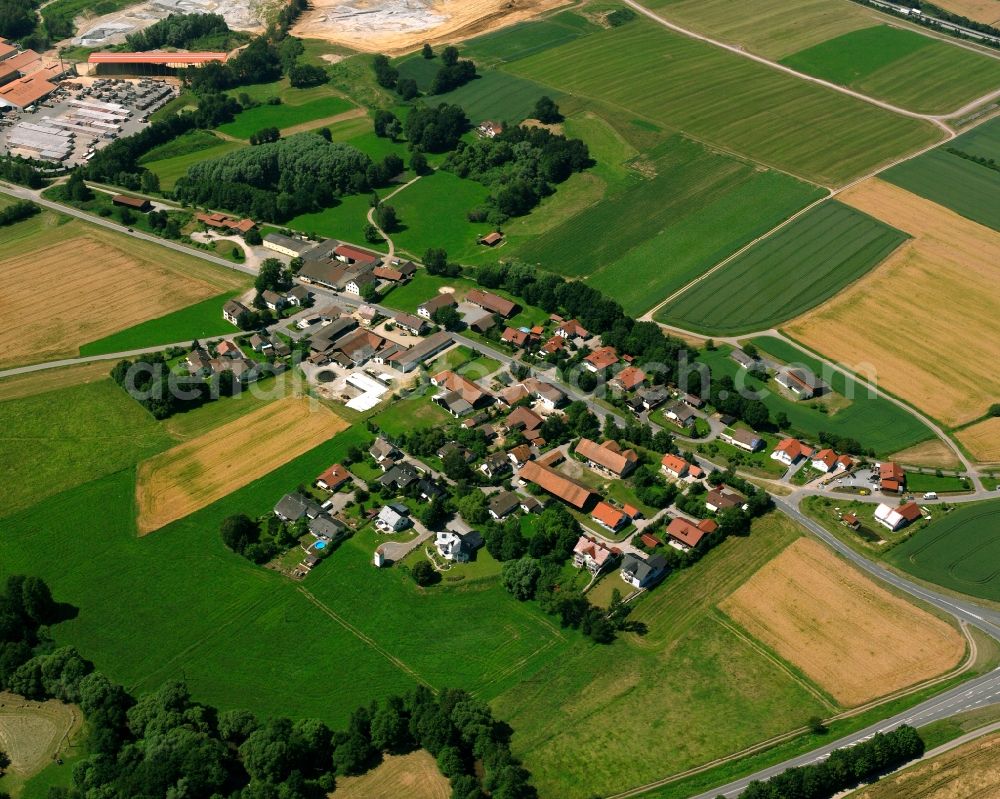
[88,52,229,66]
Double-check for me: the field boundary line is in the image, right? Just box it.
[711,611,838,712]
[297,586,435,690]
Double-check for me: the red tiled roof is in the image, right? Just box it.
[88,51,229,64]
[433,370,489,405]
[585,346,619,370]
[467,289,516,317]
[334,244,379,264]
[661,453,689,475]
[519,461,595,509]
[575,438,637,477]
[880,462,905,481]
[592,501,626,529]
[373,266,404,281]
[613,365,646,390]
[640,533,660,548]
[898,501,922,521]
[667,517,707,548]
[317,464,351,489]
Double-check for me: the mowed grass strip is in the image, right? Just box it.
[217,96,355,139]
[517,135,822,315]
[887,499,1000,601]
[721,538,965,706]
[787,179,1000,427]
[506,17,941,185]
[656,201,906,335]
[883,116,1000,232]
[780,24,1000,114]
[136,396,347,534]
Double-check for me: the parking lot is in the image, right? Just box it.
[0,77,177,166]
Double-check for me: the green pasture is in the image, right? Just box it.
[460,11,599,65]
[516,135,822,315]
[656,201,907,335]
[780,25,1000,114]
[740,336,933,454]
[887,500,1000,601]
[905,472,971,494]
[288,193,379,243]
[0,379,171,519]
[506,17,942,185]
[217,96,355,139]
[883,119,1000,232]
[141,131,244,190]
[79,292,243,356]
[495,513,833,799]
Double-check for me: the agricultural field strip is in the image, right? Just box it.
[625,0,995,121]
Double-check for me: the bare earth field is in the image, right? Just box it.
[787,179,1000,429]
[0,692,79,779]
[852,730,1000,799]
[933,0,1000,26]
[720,538,965,707]
[0,361,113,402]
[890,438,963,469]
[957,417,1000,464]
[0,231,246,369]
[330,751,450,799]
[292,0,570,53]
[136,397,347,534]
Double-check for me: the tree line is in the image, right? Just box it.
[0,199,39,227]
[737,724,924,799]
[0,574,540,799]
[124,12,244,51]
[0,156,47,189]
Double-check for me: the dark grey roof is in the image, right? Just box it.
[488,491,520,517]
[274,493,322,521]
[309,515,346,539]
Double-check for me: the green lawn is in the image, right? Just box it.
[734,337,936,455]
[494,512,831,799]
[370,388,452,437]
[506,16,942,186]
[781,25,1000,115]
[79,292,244,356]
[516,135,823,315]
[905,472,971,494]
[883,117,1000,232]
[217,96,355,139]
[141,131,245,190]
[887,499,1000,601]
[656,201,908,335]
[0,379,172,519]
[287,192,380,244]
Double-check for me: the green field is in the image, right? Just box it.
[883,117,1000,232]
[495,513,832,798]
[141,131,244,190]
[887,500,1000,601]
[79,292,243,356]
[506,16,942,185]
[656,201,907,335]
[217,96,355,139]
[780,25,1000,114]
[0,379,171,519]
[460,10,598,65]
[905,472,971,494]
[516,135,823,315]
[712,338,935,454]
[288,192,381,244]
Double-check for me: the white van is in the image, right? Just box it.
[923,491,938,500]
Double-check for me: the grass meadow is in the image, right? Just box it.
[887,499,1000,601]
[141,131,244,190]
[655,201,907,335]
[79,292,244,356]
[460,10,599,65]
[217,96,355,139]
[515,135,823,315]
[743,337,935,453]
[506,17,942,186]
[780,25,1000,114]
[883,117,1000,232]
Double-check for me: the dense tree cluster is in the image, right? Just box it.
[430,45,477,94]
[289,62,328,88]
[371,54,399,89]
[124,12,237,51]
[220,512,307,564]
[0,199,39,227]
[738,725,924,799]
[0,0,35,39]
[817,431,868,457]
[0,156,46,189]
[532,95,562,124]
[186,37,284,93]
[174,134,380,221]
[404,103,469,152]
[249,126,280,146]
[445,125,590,222]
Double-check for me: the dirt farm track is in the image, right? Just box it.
[292,0,571,54]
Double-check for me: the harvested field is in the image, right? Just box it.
[292,0,571,54]
[720,538,965,706]
[330,751,449,799]
[0,361,112,402]
[934,0,1000,25]
[957,417,1000,463]
[890,438,963,469]
[135,397,348,534]
[0,692,79,779]
[787,179,1000,427]
[852,729,1000,799]
[0,227,246,369]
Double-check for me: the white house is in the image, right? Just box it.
[874,501,922,532]
[620,553,667,589]
[375,505,411,533]
[435,530,484,562]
